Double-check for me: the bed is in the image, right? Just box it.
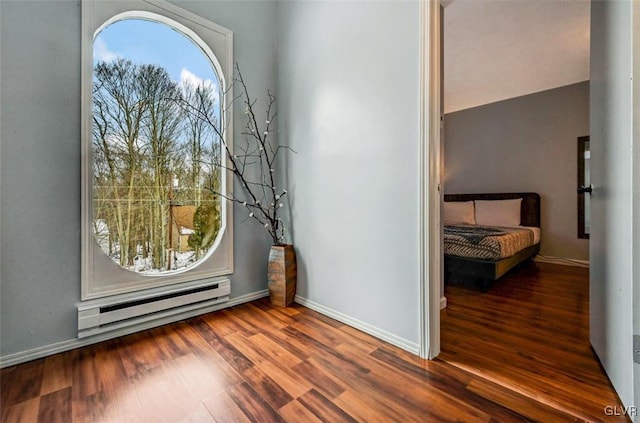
[443,192,541,285]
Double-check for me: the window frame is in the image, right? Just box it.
[81,0,234,301]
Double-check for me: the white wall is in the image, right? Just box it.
[590,0,635,409]
[0,0,277,358]
[277,0,421,348]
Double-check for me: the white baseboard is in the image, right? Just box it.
[294,295,420,356]
[534,255,590,268]
[0,289,269,368]
[440,296,447,309]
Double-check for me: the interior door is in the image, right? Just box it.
[589,0,635,411]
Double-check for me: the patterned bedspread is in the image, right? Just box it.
[444,225,537,260]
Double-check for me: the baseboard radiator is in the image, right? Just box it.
[78,279,230,338]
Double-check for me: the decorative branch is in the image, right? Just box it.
[172,63,293,246]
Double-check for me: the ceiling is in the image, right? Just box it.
[443,0,590,114]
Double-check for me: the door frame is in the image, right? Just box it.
[419,0,442,359]
[633,0,640,412]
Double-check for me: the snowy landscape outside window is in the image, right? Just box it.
[92,18,224,275]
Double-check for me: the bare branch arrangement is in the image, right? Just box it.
[174,63,291,246]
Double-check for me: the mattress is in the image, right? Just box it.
[522,226,541,244]
[444,224,539,261]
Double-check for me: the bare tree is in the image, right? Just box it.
[93,59,146,266]
[137,64,183,268]
[91,59,234,272]
[179,81,222,258]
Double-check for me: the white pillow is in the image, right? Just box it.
[474,198,522,227]
[443,201,475,225]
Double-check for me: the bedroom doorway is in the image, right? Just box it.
[435,0,591,340]
[424,0,639,414]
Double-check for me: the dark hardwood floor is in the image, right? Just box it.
[441,261,628,423]
[1,262,628,422]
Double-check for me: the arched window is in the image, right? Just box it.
[81,0,233,301]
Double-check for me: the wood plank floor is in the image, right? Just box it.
[1,263,628,422]
[441,261,628,423]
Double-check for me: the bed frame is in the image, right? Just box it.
[444,192,541,284]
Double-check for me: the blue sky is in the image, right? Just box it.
[94,18,219,92]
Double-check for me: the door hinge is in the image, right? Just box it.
[634,335,640,364]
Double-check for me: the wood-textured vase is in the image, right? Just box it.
[267,245,297,307]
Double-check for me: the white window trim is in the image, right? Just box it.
[80,0,234,301]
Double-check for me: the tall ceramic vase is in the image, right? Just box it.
[267,244,297,307]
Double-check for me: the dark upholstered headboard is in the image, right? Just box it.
[443,192,541,228]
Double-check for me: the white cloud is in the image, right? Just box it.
[179,68,219,103]
[93,36,118,63]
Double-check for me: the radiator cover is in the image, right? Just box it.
[78,278,230,338]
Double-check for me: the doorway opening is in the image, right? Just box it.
[424,1,620,420]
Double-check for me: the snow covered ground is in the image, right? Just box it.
[96,237,201,274]
[128,251,197,274]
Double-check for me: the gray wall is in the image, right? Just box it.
[590,0,635,410]
[444,82,590,260]
[277,1,421,345]
[0,0,277,357]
